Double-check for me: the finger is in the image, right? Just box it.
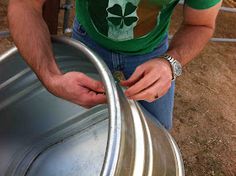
[70,86,106,107]
[82,91,107,105]
[82,105,92,109]
[120,66,144,87]
[78,74,105,93]
[76,95,107,108]
[129,78,171,102]
[128,82,158,102]
[125,71,160,97]
[89,91,107,104]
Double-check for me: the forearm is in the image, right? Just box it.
[167,23,214,66]
[166,1,221,66]
[8,0,61,85]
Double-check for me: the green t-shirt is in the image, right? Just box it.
[75,0,220,54]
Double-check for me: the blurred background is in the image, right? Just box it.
[0,0,236,175]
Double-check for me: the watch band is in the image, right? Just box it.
[161,54,182,80]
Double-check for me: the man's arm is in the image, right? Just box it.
[8,0,60,82]
[121,1,222,102]
[8,0,106,108]
[167,1,222,65]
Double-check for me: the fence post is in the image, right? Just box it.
[43,0,61,35]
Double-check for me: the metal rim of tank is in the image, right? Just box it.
[0,36,122,176]
[51,37,184,176]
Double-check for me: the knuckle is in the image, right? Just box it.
[76,72,85,79]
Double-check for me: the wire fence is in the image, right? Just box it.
[168,35,236,42]
[224,0,236,8]
[0,31,9,38]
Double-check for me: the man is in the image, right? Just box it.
[8,0,221,129]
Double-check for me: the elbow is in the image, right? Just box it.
[8,0,45,21]
[8,0,45,34]
[183,22,216,37]
[7,0,25,27]
[204,21,216,35]
[203,23,216,38]
[8,0,45,16]
[8,0,18,26]
[8,0,16,17]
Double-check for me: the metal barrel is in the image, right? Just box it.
[0,36,184,176]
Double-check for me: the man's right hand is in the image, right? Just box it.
[46,72,107,108]
[8,1,107,108]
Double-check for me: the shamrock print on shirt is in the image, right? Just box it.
[87,0,175,41]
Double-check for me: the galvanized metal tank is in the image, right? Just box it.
[0,36,184,176]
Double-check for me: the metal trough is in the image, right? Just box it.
[0,36,184,176]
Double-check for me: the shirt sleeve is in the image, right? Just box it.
[185,0,221,10]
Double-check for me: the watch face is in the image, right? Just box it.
[174,62,182,76]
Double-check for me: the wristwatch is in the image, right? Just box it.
[161,54,182,80]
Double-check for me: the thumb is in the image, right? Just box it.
[79,74,105,92]
[120,67,144,87]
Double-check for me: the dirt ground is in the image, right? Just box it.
[0,1,236,176]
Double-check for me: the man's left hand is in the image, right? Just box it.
[120,58,172,102]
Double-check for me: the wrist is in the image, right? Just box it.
[160,54,182,80]
[41,73,65,98]
[165,50,181,63]
[37,63,62,89]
